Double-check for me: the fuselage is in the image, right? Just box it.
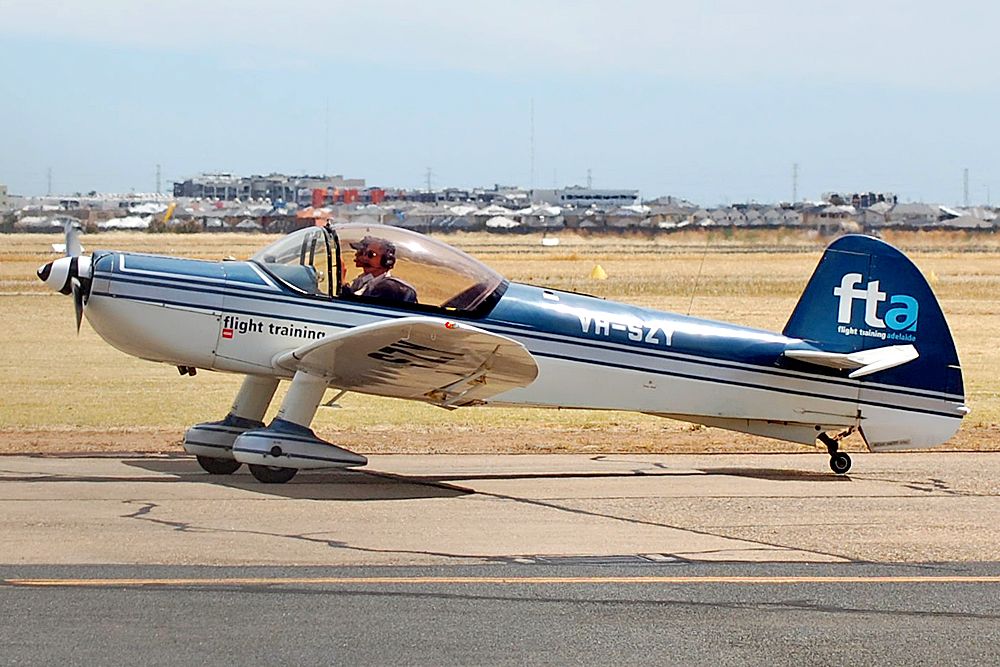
[82,248,965,450]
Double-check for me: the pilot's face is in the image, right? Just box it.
[355,243,384,271]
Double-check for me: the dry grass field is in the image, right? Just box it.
[1,229,998,456]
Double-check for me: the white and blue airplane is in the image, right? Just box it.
[38,222,968,483]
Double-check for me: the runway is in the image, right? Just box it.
[2,452,999,664]
[2,562,1000,665]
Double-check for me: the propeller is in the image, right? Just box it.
[50,220,83,256]
[65,221,83,258]
[65,221,86,332]
[37,220,92,333]
[71,277,84,333]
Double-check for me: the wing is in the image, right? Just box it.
[274,316,538,407]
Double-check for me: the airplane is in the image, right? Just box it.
[37,222,968,483]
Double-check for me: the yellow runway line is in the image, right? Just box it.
[6,575,1000,588]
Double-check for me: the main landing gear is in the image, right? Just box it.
[185,371,368,484]
[183,376,280,477]
[818,432,852,475]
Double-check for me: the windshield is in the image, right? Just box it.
[251,226,332,296]
[252,223,506,313]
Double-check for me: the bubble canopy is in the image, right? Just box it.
[251,223,507,313]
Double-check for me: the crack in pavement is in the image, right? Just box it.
[119,501,493,563]
[363,471,857,563]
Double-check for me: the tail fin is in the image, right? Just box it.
[784,235,966,449]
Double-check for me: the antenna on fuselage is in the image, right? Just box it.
[685,230,712,317]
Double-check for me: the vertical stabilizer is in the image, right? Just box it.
[783,235,966,449]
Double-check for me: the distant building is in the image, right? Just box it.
[172,173,365,203]
[802,203,862,234]
[472,185,530,207]
[531,186,639,207]
[395,187,475,204]
[885,203,942,227]
[823,191,897,208]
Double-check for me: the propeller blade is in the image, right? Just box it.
[65,221,83,258]
[71,278,84,333]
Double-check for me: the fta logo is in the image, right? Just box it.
[833,273,919,331]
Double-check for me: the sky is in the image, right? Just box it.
[1,0,997,206]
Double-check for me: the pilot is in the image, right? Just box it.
[345,236,418,303]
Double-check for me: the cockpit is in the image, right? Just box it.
[251,223,507,315]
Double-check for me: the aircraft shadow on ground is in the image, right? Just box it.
[700,468,850,482]
[8,457,846,501]
[112,458,849,498]
[121,458,473,501]
[396,469,847,484]
[341,465,849,486]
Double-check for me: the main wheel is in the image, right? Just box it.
[196,455,242,475]
[829,452,852,475]
[248,464,298,484]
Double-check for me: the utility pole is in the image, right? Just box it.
[963,168,969,207]
[425,167,433,194]
[47,167,52,196]
[324,97,330,176]
[156,164,162,195]
[587,168,592,189]
[529,98,535,190]
[792,162,799,203]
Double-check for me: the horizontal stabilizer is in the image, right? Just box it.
[784,344,918,379]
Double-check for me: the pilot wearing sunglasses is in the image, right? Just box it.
[345,236,418,303]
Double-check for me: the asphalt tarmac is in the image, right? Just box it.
[2,452,999,664]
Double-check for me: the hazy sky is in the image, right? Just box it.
[1,0,997,205]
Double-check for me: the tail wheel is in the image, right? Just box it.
[830,452,852,475]
[196,455,242,475]
[248,464,298,484]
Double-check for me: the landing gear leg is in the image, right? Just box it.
[230,375,281,425]
[275,370,328,429]
[818,432,852,475]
